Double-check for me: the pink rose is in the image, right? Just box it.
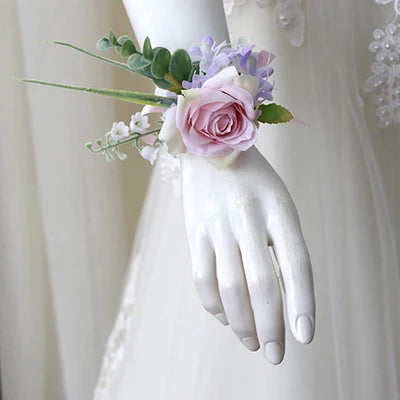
[176,66,260,157]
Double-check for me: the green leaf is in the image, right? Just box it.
[13,77,177,107]
[121,39,136,57]
[169,49,192,83]
[113,45,122,56]
[96,37,112,51]
[188,62,199,82]
[257,103,294,124]
[151,47,171,79]
[109,29,118,46]
[141,64,154,78]
[143,37,153,59]
[117,35,132,46]
[127,53,151,71]
[105,150,115,162]
[162,74,183,93]
[152,77,173,90]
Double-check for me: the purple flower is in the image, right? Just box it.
[184,37,275,105]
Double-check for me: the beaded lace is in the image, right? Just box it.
[223,0,305,47]
[362,0,400,127]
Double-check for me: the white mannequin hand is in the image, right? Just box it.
[181,146,315,364]
[123,0,315,365]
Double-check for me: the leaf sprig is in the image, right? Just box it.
[97,30,197,94]
[86,128,161,162]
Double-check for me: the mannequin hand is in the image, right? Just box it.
[181,146,315,364]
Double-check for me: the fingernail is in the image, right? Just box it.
[296,314,314,344]
[215,313,228,326]
[241,337,260,351]
[264,341,284,365]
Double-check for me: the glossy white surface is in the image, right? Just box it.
[181,147,315,362]
[125,0,315,363]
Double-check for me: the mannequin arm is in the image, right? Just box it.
[123,0,229,52]
[123,0,315,364]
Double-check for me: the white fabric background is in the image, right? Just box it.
[96,1,400,400]
[0,0,152,399]
[1,1,400,399]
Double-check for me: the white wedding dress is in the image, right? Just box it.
[94,1,400,399]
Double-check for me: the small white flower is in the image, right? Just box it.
[139,143,167,165]
[130,112,150,133]
[108,121,130,143]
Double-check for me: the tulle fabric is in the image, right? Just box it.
[94,1,400,399]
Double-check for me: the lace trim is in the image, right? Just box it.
[223,0,305,47]
[362,0,400,127]
[93,156,181,399]
[158,151,182,197]
[93,252,143,400]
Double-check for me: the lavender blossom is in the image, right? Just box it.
[183,37,275,105]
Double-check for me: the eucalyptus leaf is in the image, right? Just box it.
[118,35,132,46]
[127,54,151,71]
[121,39,136,57]
[141,64,153,78]
[257,103,294,124]
[151,47,171,79]
[143,37,153,59]
[96,37,112,51]
[108,29,118,46]
[169,49,192,83]
[152,77,173,90]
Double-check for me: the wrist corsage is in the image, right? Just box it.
[15,32,295,167]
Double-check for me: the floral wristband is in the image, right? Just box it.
[15,31,296,167]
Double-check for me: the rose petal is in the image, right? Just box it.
[141,105,164,115]
[203,66,259,98]
[191,107,212,130]
[188,127,213,145]
[158,106,185,155]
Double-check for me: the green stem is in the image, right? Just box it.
[164,73,183,93]
[46,40,133,73]
[13,77,177,107]
[88,129,161,153]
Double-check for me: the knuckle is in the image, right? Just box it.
[268,197,297,222]
[194,222,208,238]
[279,249,312,279]
[248,274,279,302]
[187,224,208,248]
[247,273,272,291]
[192,270,213,290]
[218,278,243,298]
[228,193,255,214]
